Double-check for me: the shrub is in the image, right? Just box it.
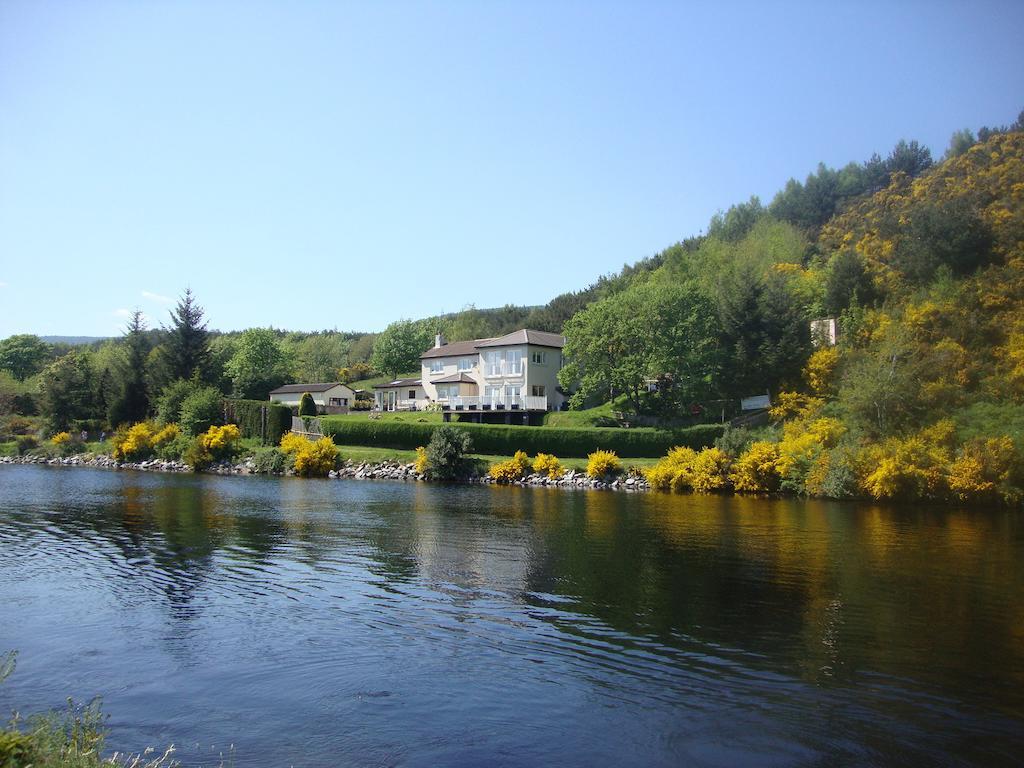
[251,446,287,474]
[730,441,783,493]
[586,449,621,479]
[112,421,157,462]
[151,423,180,447]
[947,436,1021,505]
[857,421,955,500]
[689,447,731,493]
[185,423,242,470]
[178,386,223,437]
[15,434,37,455]
[156,432,191,461]
[489,450,532,483]
[414,446,428,474]
[645,447,698,491]
[714,426,753,458]
[156,379,198,424]
[298,392,318,417]
[424,425,473,480]
[50,431,71,445]
[532,452,563,479]
[224,399,292,445]
[319,418,723,458]
[293,436,339,477]
[280,431,311,455]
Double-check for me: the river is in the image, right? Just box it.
[0,465,1021,766]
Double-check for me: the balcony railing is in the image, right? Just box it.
[443,395,548,411]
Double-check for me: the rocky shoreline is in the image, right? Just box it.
[0,453,652,492]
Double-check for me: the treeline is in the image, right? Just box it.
[559,110,1024,503]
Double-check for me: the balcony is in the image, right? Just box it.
[442,395,548,412]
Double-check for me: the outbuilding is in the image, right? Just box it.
[269,382,355,414]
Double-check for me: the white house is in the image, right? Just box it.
[269,382,355,414]
[373,329,567,424]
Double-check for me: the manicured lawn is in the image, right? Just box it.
[543,399,623,428]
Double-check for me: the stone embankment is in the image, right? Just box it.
[1,454,651,492]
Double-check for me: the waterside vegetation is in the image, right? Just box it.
[3,113,1024,504]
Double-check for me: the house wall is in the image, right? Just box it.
[271,384,354,408]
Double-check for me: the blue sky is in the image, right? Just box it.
[1,0,1022,337]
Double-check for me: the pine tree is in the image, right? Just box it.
[108,310,151,426]
[163,289,211,382]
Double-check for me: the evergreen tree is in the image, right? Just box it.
[108,310,151,427]
[162,289,211,382]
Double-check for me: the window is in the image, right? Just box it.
[531,351,547,364]
[485,385,502,401]
[436,385,449,399]
[429,359,444,374]
[342,398,348,406]
[408,390,416,399]
[484,350,502,377]
[506,349,523,375]
[531,385,545,397]
[505,385,520,402]
[458,357,473,371]
[329,397,341,406]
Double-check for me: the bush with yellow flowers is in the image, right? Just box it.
[280,431,311,456]
[857,420,955,501]
[947,436,1021,505]
[644,446,697,491]
[112,422,158,462]
[414,446,428,475]
[730,441,783,493]
[151,423,180,447]
[586,449,621,479]
[689,447,732,493]
[50,431,72,445]
[645,446,731,494]
[532,452,563,479]
[293,436,340,477]
[184,424,241,470]
[489,450,532,484]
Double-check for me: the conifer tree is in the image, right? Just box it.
[163,289,211,382]
[108,310,150,426]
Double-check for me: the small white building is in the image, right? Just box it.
[269,382,355,414]
[373,378,427,412]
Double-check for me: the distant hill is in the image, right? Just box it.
[41,336,109,346]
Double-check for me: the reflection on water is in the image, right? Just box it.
[1,465,1022,767]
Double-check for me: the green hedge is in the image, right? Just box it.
[224,399,291,445]
[319,417,724,458]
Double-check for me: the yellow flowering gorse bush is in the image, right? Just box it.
[293,437,339,477]
[489,450,532,483]
[532,453,563,479]
[586,450,621,479]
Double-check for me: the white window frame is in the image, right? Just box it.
[429,359,444,374]
[531,351,547,365]
[531,385,545,397]
[458,357,473,371]
[506,349,523,376]
[485,351,503,377]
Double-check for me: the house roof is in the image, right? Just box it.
[476,329,565,348]
[420,329,564,359]
[430,372,476,384]
[420,338,493,359]
[269,382,348,395]
[374,378,422,389]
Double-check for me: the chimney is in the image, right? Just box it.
[435,333,447,348]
